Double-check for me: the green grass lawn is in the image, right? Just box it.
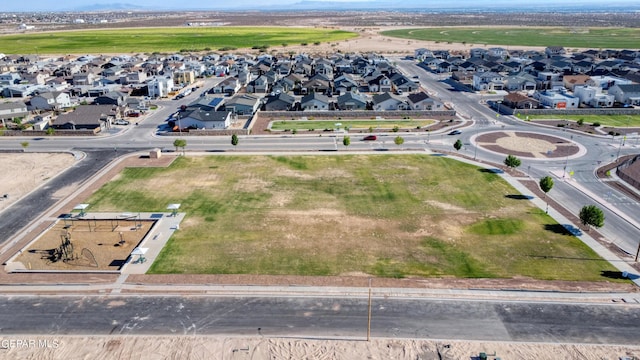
[522,114,640,127]
[269,119,435,131]
[0,27,357,54]
[87,155,621,281]
[381,27,640,49]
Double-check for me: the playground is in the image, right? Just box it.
[14,216,156,271]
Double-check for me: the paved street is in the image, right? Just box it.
[0,295,638,344]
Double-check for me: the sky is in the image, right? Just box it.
[2,0,639,12]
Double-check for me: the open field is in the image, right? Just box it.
[85,155,622,281]
[0,27,356,54]
[381,27,640,49]
[269,119,435,131]
[522,114,640,128]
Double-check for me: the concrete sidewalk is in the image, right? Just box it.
[118,212,186,275]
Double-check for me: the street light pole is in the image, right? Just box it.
[616,135,624,162]
[473,121,478,161]
[177,113,182,138]
[562,135,573,179]
[367,278,372,341]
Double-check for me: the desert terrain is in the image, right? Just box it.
[1,335,639,359]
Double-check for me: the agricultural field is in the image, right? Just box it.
[521,114,640,128]
[381,27,640,49]
[269,119,435,131]
[0,27,357,54]
[86,155,621,281]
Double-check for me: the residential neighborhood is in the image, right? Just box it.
[0,51,443,133]
[418,46,640,110]
[0,45,639,134]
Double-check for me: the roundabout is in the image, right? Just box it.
[475,131,584,160]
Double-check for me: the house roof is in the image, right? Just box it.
[96,91,126,100]
[187,96,225,111]
[563,75,591,84]
[265,92,295,105]
[337,92,368,104]
[0,101,27,111]
[614,84,640,93]
[52,105,115,125]
[504,92,531,102]
[301,92,330,104]
[372,92,402,104]
[226,94,261,107]
[407,92,430,104]
[183,109,231,122]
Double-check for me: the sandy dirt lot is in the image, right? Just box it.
[264,27,548,56]
[2,336,639,360]
[0,153,76,213]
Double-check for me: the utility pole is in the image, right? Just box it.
[473,119,478,160]
[616,135,624,162]
[367,278,372,341]
[562,135,573,179]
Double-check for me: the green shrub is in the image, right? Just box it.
[577,118,584,126]
[592,122,601,127]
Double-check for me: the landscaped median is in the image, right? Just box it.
[86,154,624,282]
[269,119,435,132]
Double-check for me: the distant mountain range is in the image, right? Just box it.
[73,3,152,11]
[59,1,640,12]
[283,0,640,11]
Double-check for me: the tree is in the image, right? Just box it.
[173,138,187,155]
[45,127,55,136]
[579,205,604,231]
[20,141,29,151]
[539,176,554,213]
[342,135,350,149]
[453,139,463,152]
[394,136,404,149]
[504,154,521,169]
[231,134,239,149]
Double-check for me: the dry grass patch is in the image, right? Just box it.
[86,155,624,281]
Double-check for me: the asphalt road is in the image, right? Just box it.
[0,295,638,344]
